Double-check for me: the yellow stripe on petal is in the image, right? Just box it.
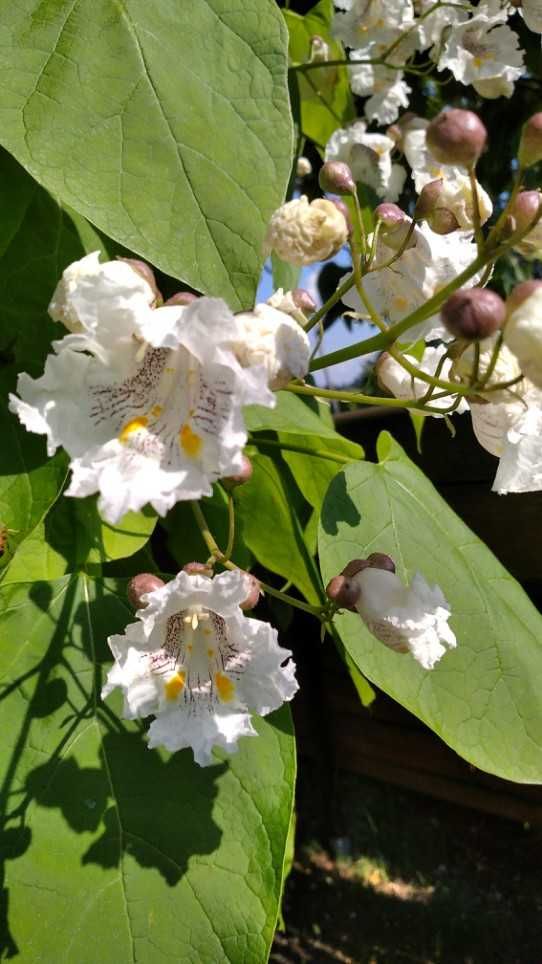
[119,416,148,443]
[151,405,163,418]
[164,672,186,701]
[179,424,202,458]
[215,672,235,703]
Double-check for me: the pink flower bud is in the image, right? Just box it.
[518,113,542,168]
[239,573,261,611]
[510,190,542,232]
[118,259,162,304]
[506,279,542,314]
[165,291,199,307]
[426,109,487,167]
[319,161,356,196]
[325,574,361,611]
[441,288,506,341]
[127,573,165,609]
[292,288,317,313]
[414,178,444,219]
[222,455,253,490]
[329,198,352,235]
[183,561,214,577]
[375,202,408,228]
[427,208,460,236]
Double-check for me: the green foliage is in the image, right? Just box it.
[0,575,296,961]
[0,0,293,308]
[319,433,542,783]
[284,0,354,149]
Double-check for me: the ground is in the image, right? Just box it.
[271,767,542,964]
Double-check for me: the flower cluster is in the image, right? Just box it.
[10,253,311,523]
[332,0,538,124]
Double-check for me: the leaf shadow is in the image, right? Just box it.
[320,470,361,537]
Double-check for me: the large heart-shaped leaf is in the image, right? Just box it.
[319,432,542,783]
[0,575,296,961]
[0,0,293,308]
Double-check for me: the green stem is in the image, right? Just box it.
[284,381,457,411]
[190,501,323,617]
[468,165,484,253]
[305,272,356,333]
[224,493,235,561]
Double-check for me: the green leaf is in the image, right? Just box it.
[235,452,320,603]
[271,253,300,293]
[246,390,354,441]
[278,431,363,515]
[284,0,355,149]
[0,575,296,961]
[0,0,293,308]
[319,431,542,783]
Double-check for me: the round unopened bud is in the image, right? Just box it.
[292,288,317,314]
[310,35,330,63]
[426,109,487,167]
[239,573,261,611]
[366,552,396,573]
[510,190,542,232]
[296,156,312,178]
[319,161,355,196]
[441,288,506,341]
[325,574,360,611]
[518,113,542,168]
[329,198,352,234]
[265,195,349,266]
[127,573,165,609]
[375,202,408,229]
[165,291,199,307]
[119,259,162,304]
[222,455,253,490]
[506,279,542,314]
[427,207,460,236]
[183,561,214,577]
[414,178,444,219]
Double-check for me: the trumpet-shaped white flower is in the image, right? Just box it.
[377,346,469,415]
[351,567,457,670]
[326,121,406,200]
[345,28,416,124]
[403,120,493,229]
[102,569,298,766]
[10,257,274,523]
[414,0,469,51]
[469,379,542,494]
[438,3,524,98]
[343,221,483,341]
[503,287,542,390]
[333,0,415,49]
[519,0,542,33]
[232,303,311,390]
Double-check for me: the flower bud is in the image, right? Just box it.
[310,35,329,63]
[165,291,199,307]
[264,196,349,266]
[509,190,542,233]
[119,259,162,304]
[296,156,312,178]
[441,288,506,341]
[426,109,487,167]
[506,279,542,314]
[414,178,444,219]
[222,455,253,490]
[292,288,317,314]
[239,573,261,611]
[500,214,517,239]
[503,285,542,389]
[518,112,542,168]
[375,202,408,229]
[319,160,355,196]
[325,574,360,611]
[329,198,353,235]
[341,554,396,577]
[427,208,460,236]
[127,573,165,609]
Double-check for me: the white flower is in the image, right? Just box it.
[264,196,349,266]
[346,29,416,124]
[469,379,542,493]
[232,303,311,390]
[503,287,542,389]
[414,0,469,51]
[437,4,524,98]
[296,156,312,177]
[520,0,542,33]
[351,567,457,670]
[333,0,415,49]
[403,120,493,229]
[377,346,469,414]
[513,218,542,259]
[101,569,298,766]
[10,267,273,523]
[343,221,482,341]
[325,120,406,200]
